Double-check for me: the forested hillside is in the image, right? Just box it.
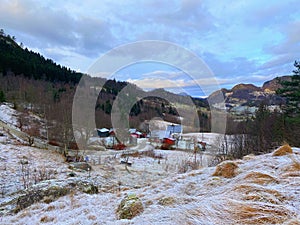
[0,31,82,83]
[2,30,299,153]
[0,31,210,148]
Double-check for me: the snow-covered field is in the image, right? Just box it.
[1,144,300,224]
[0,103,300,224]
[0,143,68,196]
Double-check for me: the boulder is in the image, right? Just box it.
[0,178,98,216]
[76,180,98,194]
[69,162,92,171]
[116,193,144,220]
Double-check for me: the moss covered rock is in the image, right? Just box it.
[77,181,98,194]
[116,193,144,220]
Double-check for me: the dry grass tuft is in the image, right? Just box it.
[231,202,292,224]
[235,184,286,204]
[120,149,163,159]
[185,208,206,217]
[273,145,293,156]
[87,215,97,221]
[45,205,55,211]
[212,161,238,178]
[290,157,300,171]
[244,171,278,185]
[158,196,176,206]
[281,171,300,178]
[243,154,256,161]
[283,218,300,225]
[281,156,300,177]
[144,200,153,206]
[40,215,55,223]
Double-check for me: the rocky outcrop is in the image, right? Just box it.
[0,178,98,216]
[262,76,291,92]
[231,83,261,92]
[208,77,288,115]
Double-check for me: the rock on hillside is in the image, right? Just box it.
[262,75,292,92]
[231,83,261,92]
[208,77,288,115]
[0,178,98,216]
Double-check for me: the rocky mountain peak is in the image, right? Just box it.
[231,83,261,92]
[262,76,291,92]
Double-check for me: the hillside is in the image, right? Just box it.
[0,102,298,224]
[0,31,209,132]
[208,77,288,116]
[0,33,82,84]
[262,76,292,92]
[0,31,298,149]
[1,127,299,224]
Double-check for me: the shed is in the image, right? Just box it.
[97,128,110,137]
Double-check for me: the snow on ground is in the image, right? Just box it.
[1,143,300,224]
[0,105,299,224]
[181,132,221,142]
[0,103,19,127]
[0,143,69,198]
[80,139,215,190]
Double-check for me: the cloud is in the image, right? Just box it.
[268,20,300,55]
[202,52,259,77]
[0,0,115,56]
[43,47,96,72]
[127,77,186,89]
[245,0,300,28]
[260,19,300,75]
[126,74,230,96]
[155,0,215,32]
[141,70,185,79]
[127,70,227,89]
[1,0,300,94]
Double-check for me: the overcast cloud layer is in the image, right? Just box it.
[1,0,300,96]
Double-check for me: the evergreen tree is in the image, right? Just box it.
[277,60,300,116]
[277,60,300,146]
[0,90,5,102]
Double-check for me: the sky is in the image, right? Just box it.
[1,0,300,96]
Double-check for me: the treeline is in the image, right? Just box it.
[0,30,82,83]
[224,104,285,158]
[223,61,300,158]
